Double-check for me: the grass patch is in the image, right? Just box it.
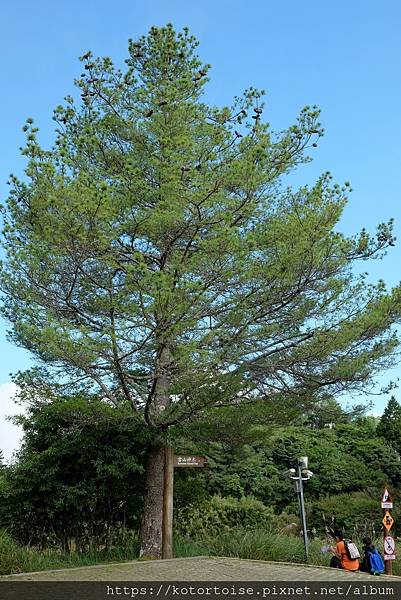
[0,530,139,576]
[173,536,214,558]
[174,529,401,575]
[174,530,325,565]
[2,528,401,577]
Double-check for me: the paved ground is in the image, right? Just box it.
[1,556,400,581]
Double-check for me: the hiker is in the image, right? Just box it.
[329,529,360,571]
[359,537,385,575]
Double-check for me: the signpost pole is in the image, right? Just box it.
[385,535,393,576]
[162,446,174,559]
[381,487,395,574]
[162,453,206,559]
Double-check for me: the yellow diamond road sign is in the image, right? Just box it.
[383,511,394,531]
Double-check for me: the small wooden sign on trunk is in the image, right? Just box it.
[173,454,205,468]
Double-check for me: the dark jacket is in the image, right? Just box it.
[360,543,376,573]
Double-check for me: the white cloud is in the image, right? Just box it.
[0,381,24,463]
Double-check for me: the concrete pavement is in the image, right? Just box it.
[1,556,400,581]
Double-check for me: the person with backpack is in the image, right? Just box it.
[359,537,385,575]
[329,529,360,571]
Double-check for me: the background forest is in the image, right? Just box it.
[1,394,400,574]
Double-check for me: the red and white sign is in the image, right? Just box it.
[384,535,396,556]
[381,488,393,508]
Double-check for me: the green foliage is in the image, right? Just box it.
[175,530,325,565]
[172,536,212,558]
[3,527,401,576]
[2,395,395,551]
[302,396,365,429]
[311,492,383,535]
[0,397,150,551]
[209,530,322,564]
[173,470,210,508]
[175,495,291,540]
[377,396,401,452]
[1,25,400,434]
[0,529,139,576]
[311,490,401,544]
[174,415,401,535]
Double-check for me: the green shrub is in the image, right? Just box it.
[310,491,396,535]
[175,495,284,539]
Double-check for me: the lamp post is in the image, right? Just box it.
[284,456,313,561]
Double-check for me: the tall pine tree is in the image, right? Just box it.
[377,396,401,451]
[2,25,401,557]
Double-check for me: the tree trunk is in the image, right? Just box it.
[139,344,171,558]
[139,446,165,558]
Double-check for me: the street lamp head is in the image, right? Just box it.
[302,469,314,479]
[298,456,308,469]
[283,468,296,477]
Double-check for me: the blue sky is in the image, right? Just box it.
[1,1,401,457]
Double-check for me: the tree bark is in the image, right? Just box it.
[140,344,171,558]
[139,446,165,558]
[162,446,174,558]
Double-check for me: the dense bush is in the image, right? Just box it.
[0,397,151,552]
[175,495,296,539]
[310,491,401,536]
